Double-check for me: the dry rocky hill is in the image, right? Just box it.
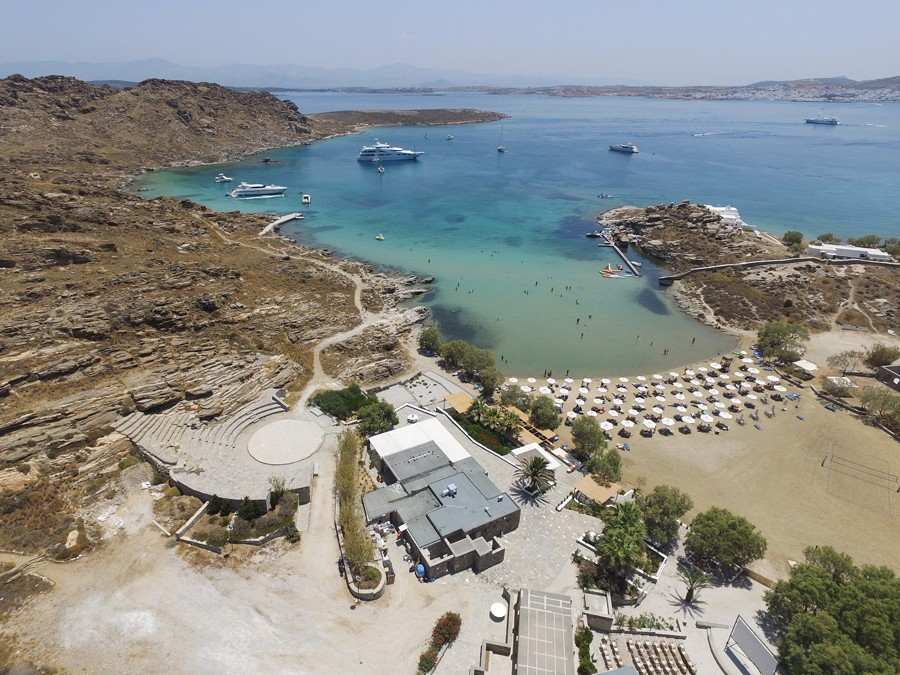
[0,75,496,559]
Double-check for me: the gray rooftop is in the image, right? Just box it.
[406,514,441,548]
[515,589,575,675]
[427,472,517,538]
[362,483,407,523]
[382,441,451,483]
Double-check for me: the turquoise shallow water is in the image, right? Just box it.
[136,93,900,375]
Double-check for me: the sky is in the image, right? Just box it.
[1,0,898,85]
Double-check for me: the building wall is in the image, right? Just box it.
[876,367,900,392]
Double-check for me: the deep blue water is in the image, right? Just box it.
[136,93,900,375]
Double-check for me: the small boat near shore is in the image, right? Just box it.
[215,173,232,183]
[228,182,287,199]
[609,143,640,154]
[805,117,840,125]
[375,233,385,241]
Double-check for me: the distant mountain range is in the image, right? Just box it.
[0,58,639,89]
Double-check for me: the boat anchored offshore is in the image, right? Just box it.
[228,182,287,198]
[805,117,840,125]
[357,140,423,162]
[214,173,232,183]
[375,233,385,241]
[609,143,639,154]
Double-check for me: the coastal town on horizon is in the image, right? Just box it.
[1,5,900,674]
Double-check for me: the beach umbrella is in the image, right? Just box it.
[689,379,701,386]
[636,375,647,382]
[582,377,592,383]
[627,408,639,418]
[704,377,717,386]
[675,405,687,414]
[654,383,666,391]
[593,397,605,405]
[652,373,663,380]
[655,395,667,403]
[684,369,695,377]
[520,385,532,393]
[719,411,733,420]
[619,376,629,383]
[725,384,737,391]
[748,367,760,375]
[539,386,552,394]
[741,357,754,364]
[652,406,664,415]
[696,403,708,411]
[637,385,648,393]
[709,388,720,396]
[579,387,589,395]
[691,391,704,399]
[673,382,684,389]
[600,421,614,431]
[596,386,608,394]
[547,377,556,385]
[661,417,675,427]
[634,397,646,405]
[566,411,577,419]
[774,385,787,392]
[616,387,628,395]
[559,388,570,396]
[553,398,564,406]
[668,371,679,378]
[643,419,656,430]
[675,393,686,401]
[612,398,624,407]
[608,409,620,418]
[710,362,722,370]
[527,377,537,384]
[587,410,598,417]
[600,378,611,385]
[508,377,518,384]
[712,401,725,410]
[621,419,635,429]
[745,393,758,400]
[719,373,731,381]
[698,367,708,373]
[564,377,574,384]
[767,375,780,383]
[700,414,714,424]
[682,415,696,425]
[575,398,586,406]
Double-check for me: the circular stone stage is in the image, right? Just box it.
[247,419,324,465]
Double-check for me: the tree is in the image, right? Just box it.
[478,366,502,400]
[639,485,693,546]
[757,320,810,362]
[571,416,606,462]
[356,400,398,437]
[847,234,883,248]
[596,502,646,592]
[685,507,766,571]
[817,232,839,243]
[589,448,622,484]
[515,455,555,493]
[529,395,561,430]
[439,340,470,369]
[678,565,711,605]
[764,546,900,675]
[827,349,863,375]
[500,386,530,411]
[782,230,804,246]
[460,345,494,378]
[859,387,900,431]
[863,343,900,369]
[418,326,442,355]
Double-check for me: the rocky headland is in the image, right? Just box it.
[599,202,900,333]
[0,75,496,555]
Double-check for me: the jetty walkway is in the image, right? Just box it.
[598,232,641,277]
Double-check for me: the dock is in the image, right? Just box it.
[597,231,641,277]
[259,212,303,237]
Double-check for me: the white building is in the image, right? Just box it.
[806,243,894,262]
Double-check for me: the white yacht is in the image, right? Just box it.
[609,143,640,154]
[228,182,287,198]
[214,173,232,183]
[805,117,840,125]
[357,140,423,162]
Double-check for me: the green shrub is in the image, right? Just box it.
[431,612,462,648]
[237,497,265,522]
[311,384,371,420]
[356,400,398,437]
[163,486,180,498]
[203,527,228,547]
[207,494,224,515]
[118,455,140,470]
[417,647,438,674]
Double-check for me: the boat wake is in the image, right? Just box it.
[691,131,726,137]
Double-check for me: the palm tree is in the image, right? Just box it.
[516,456,554,493]
[678,565,711,605]
[468,399,489,425]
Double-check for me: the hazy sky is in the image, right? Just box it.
[2,0,898,84]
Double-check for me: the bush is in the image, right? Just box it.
[782,230,804,246]
[817,232,839,243]
[530,395,561,430]
[639,485,693,546]
[757,320,809,362]
[571,416,606,461]
[419,326,442,354]
[118,455,140,470]
[203,526,228,547]
[500,386,530,411]
[335,430,374,574]
[311,384,371,420]
[863,343,900,369]
[163,486,180,498]
[356,400,398,437]
[417,647,439,674]
[685,507,766,571]
[589,448,622,483]
[431,612,462,648]
[847,233,882,248]
[575,626,596,675]
[229,517,252,541]
[207,494,224,515]
[237,496,265,522]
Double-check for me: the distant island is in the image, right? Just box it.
[272,75,900,103]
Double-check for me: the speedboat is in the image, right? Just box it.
[585,231,604,238]
[214,173,233,183]
[228,182,287,198]
[375,234,385,241]
[377,166,385,174]
[302,194,311,205]
[805,117,840,125]
[497,145,506,153]
[609,143,639,154]
[446,135,454,141]
[357,140,423,162]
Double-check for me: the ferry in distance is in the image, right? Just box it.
[609,143,640,154]
[228,182,287,198]
[357,140,423,162]
[805,117,840,125]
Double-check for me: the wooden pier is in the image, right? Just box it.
[259,212,303,237]
[597,231,641,277]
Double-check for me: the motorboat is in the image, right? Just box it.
[214,173,232,183]
[585,231,605,238]
[609,143,639,154]
[228,182,287,198]
[375,234,385,241]
[357,140,423,162]
[805,117,840,125]
[446,135,454,141]
[302,194,311,205]
[377,166,385,174]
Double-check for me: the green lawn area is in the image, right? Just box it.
[448,410,516,455]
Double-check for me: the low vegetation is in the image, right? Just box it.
[578,502,647,596]
[575,625,597,675]
[417,612,462,674]
[452,398,520,454]
[765,546,900,674]
[859,387,900,434]
[614,612,678,632]
[356,400,398,437]
[529,395,561,430]
[335,430,374,576]
[685,507,766,573]
[515,455,554,493]
[638,485,693,547]
[311,383,372,420]
[420,327,502,398]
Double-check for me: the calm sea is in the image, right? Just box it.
[136,93,900,375]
